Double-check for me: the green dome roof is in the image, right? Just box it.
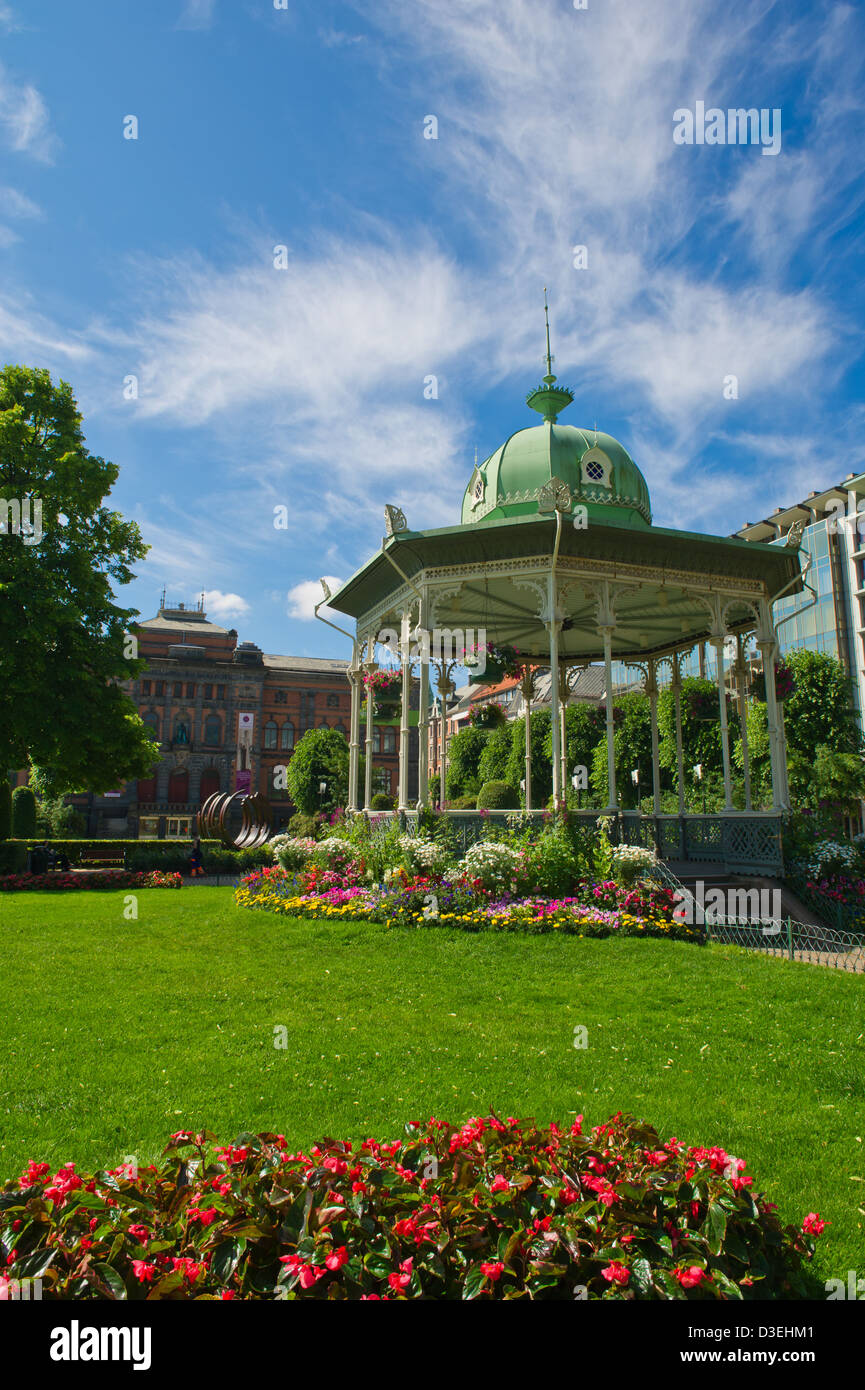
[461,421,653,528]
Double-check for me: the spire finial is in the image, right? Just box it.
[543,286,555,383]
[526,287,574,424]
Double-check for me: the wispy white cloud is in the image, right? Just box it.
[176,0,216,31]
[0,185,41,218]
[0,62,56,161]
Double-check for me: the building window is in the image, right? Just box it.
[167,816,191,838]
[274,689,288,704]
[372,728,381,753]
[373,768,391,793]
[173,681,183,697]
[203,715,221,746]
[141,680,151,695]
[200,768,220,800]
[142,711,160,740]
[327,693,339,708]
[167,770,189,803]
[280,720,295,750]
[217,685,225,698]
[186,683,195,698]
[155,681,164,696]
[137,775,157,802]
[383,727,396,754]
[139,817,160,840]
[264,719,278,749]
[204,683,213,699]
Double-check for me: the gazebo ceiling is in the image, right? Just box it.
[328,510,803,663]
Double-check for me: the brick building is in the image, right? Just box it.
[67,597,408,838]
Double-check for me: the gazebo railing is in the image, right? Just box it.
[362,808,783,876]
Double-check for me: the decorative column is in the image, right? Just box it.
[711,633,734,812]
[548,576,562,810]
[520,667,534,810]
[646,657,661,815]
[735,635,752,812]
[363,635,376,812]
[347,654,362,812]
[435,663,455,808]
[417,607,430,808]
[671,656,686,815]
[558,665,573,802]
[600,625,617,812]
[398,609,412,812]
[757,612,785,813]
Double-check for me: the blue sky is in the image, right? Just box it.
[1,0,864,658]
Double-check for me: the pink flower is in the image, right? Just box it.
[803,1213,827,1236]
[601,1261,629,1285]
[489,1175,510,1194]
[675,1266,710,1289]
[480,1261,504,1281]
[325,1246,349,1271]
[132,1260,156,1283]
[387,1257,413,1292]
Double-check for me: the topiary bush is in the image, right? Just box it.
[370,792,394,810]
[0,841,27,874]
[10,786,37,838]
[476,780,520,810]
[0,780,11,840]
[0,1112,822,1300]
[288,812,319,839]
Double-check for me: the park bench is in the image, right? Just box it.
[76,846,126,868]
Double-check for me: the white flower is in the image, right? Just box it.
[271,835,317,872]
[461,840,522,890]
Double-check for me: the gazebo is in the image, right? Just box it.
[320,326,807,876]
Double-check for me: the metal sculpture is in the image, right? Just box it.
[199,791,272,850]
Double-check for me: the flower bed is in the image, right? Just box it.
[0,870,182,893]
[0,1111,822,1300]
[236,866,704,942]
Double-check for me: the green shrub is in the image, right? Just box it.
[0,1113,822,1299]
[477,724,513,786]
[476,780,520,810]
[289,812,319,839]
[10,786,37,838]
[0,841,27,873]
[370,792,393,810]
[451,794,478,810]
[0,781,11,840]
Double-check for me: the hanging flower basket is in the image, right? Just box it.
[468,701,507,729]
[462,642,524,683]
[751,661,796,704]
[362,668,402,717]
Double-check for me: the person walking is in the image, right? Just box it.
[188,836,205,878]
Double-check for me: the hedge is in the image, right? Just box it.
[476,780,520,810]
[0,781,10,840]
[11,786,37,839]
[0,1112,823,1300]
[0,842,27,874]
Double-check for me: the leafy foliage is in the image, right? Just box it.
[10,785,37,838]
[476,780,520,810]
[506,708,552,805]
[0,1114,821,1300]
[285,727,350,814]
[0,780,10,840]
[0,365,159,794]
[445,725,489,798]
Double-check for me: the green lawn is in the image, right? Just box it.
[1,887,863,1279]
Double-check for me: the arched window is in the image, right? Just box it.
[203,715,221,746]
[168,769,189,803]
[264,720,278,749]
[142,711,160,740]
[280,720,295,750]
[200,768,220,801]
[137,775,157,802]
